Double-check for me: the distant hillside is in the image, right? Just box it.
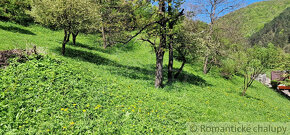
[217,0,290,40]
[249,7,290,52]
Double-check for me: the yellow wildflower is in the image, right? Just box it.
[63,126,66,129]
[64,108,68,111]
[109,122,112,125]
[132,109,135,112]
[61,108,64,111]
[47,129,50,132]
[73,104,77,106]
[70,122,75,125]
[83,109,86,112]
[95,105,102,109]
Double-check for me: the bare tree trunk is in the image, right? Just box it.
[242,71,248,96]
[72,32,78,45]
[242,89,247,96]
[62,30,69,55]
[155,51,165,88]
[155,0,166,88]
[168,34,174,82]
[167,0,174,82]
[203,55,209,74]
[66,32,71,43]
[174,58,186,79]
[101,22,107,49]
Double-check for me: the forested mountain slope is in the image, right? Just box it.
[250,7,290,52]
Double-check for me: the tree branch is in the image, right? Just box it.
[119,21,159,45]
[140,37,157,52]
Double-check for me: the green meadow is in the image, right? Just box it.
[0,21,289,134]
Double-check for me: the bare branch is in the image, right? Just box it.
[119,21,159,45]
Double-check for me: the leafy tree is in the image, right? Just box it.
[0,0,33,25]
[192,0,243,74]
[30,0,99,55]
[167,0,185,82]
[113,0,184,88]
[138,0,184,88]
[172,18,206,78]
[241,44,282,96]
[219,43,247,79]
[94,0,137,48]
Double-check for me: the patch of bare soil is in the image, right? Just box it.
[0,46,38,68]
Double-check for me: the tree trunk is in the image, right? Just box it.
[155,51,165,88]
[168,34,174,82]
[167,0,174,82]
[101,22,107,49]
[62,30,69,55]
[72,32,78,45]
[174,58,186,79]
[242,89,247,96]
[154,0,166,88]
[66,32,71,43]
[203,55,209,74]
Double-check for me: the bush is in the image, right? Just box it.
[220,58,236,79]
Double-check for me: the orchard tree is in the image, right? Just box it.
[95,0,136,48]
[120,0,184,88]
[142,0,184,88]
[241,44,282,96]
[30,0,100,55]
[172,18,206,78]
[167,0,184,82]
[191,0,243,74]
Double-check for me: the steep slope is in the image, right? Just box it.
[217,0,290,38]
[0,21,289,134]
[249,7,290,52]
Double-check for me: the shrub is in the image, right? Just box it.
[220,58,236,79]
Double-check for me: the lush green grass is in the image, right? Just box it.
[0,21,289,134]
[218,0,290,37]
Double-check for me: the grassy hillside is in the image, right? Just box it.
[0,21,289,134]
[218,0,290,38]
